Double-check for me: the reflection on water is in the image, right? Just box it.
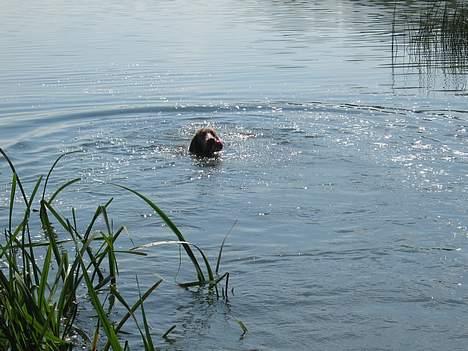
[391,0,468,92]
[0,0,467,350]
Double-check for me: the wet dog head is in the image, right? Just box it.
[189,127,223,157]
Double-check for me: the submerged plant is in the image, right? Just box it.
[0,149,231,350]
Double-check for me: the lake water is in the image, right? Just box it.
[1,0,467,349]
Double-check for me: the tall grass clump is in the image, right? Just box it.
[396,0,468,68]
[0,149,231,350]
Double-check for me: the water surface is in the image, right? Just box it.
[0,0,467,350]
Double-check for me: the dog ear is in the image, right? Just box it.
[189,135,199,153]
[189,131,204,155]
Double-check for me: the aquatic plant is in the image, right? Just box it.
[393,0,468,69]
[0,149,232,350]
[411,1,468,65]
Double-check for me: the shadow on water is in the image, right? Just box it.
[391,0,468,92]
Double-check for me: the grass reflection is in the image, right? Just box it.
[393,1,468,71]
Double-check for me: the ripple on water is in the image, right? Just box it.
[0,100,467,350]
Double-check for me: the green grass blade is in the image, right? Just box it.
[236,320,248,338]
[8,173,16,234]
[77,250,123,351]
[101,206,119,280]
[19,308,68,346]
[39,200,63,270]
[41,150,81,201]
[113,184,205,282]
[44,201,105,283]
[216,220,236,274]
[103,279,162,351]
[22,176,44,286]
[162,325,176,339]
[6,239,72,249]
[37,244,53,311]
[114,250,147,256]
[93,275,113,291]
[48,178,81,204]
[114,279,162,333]
[104,288,145,351]
[177,280,204,288]
[136,276,155,351]
[132,240,216,286]
[0,148,28,203]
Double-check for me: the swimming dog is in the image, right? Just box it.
[189,127,223,157]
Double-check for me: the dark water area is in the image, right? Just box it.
[0,0,467,350]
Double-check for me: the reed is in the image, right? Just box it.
[398,0,468,68]
[0,149,231,350]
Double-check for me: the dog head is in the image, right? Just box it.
[189,127,223,157]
